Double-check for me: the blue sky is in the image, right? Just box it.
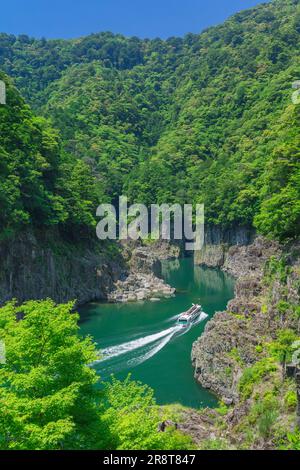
[0,0,269,39]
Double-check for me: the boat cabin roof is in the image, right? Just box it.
[179,314,190,320]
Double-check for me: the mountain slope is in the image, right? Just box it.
[0,0,299,241]
[0,72,105,239]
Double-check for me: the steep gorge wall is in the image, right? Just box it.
[0,230,124,306]
[194,225,255,267]
[191,237,300,404]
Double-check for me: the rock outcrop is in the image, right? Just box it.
[177,409,219,445]
[191,237,281,404]
[107,272,175,303]
[223,237,280,279]
[186,236,300,449]
[0,229,124,307]
[107,241,179,303]
[194,225,254,268]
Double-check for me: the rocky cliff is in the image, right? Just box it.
[0,233,180,307]
[187,236,300,449]
[0,230,124,306]
[192,237,283,403]
[107,241,180,303]
[194,225,254,267]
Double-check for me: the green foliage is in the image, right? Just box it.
[239,392,279,443]
[0,300,192,450]
[256,401,279,439]
[0,73,105,239]
[264,256,289,286]
[284,390,297,410]
[215,401,230,417]
[228,347,244,366]
[101,376,193,450]
[1,0,299,241]
[267,329,299,365]
[294,305,300,319]
[1,0,300,452]
[238,357,278,399]
[276,300,290,315]
[284,431,300,450]
[0,300,104,449]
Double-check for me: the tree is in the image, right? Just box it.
[101,375,193,450]
[268,329,299,379]
[0,300,191,451]
[0,300,107,450]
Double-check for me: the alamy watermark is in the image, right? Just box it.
[94,80,300,251]
[96,196,204,252]
[0,80,6,105]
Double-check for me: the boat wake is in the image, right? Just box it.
[194,311,209,325]
[95,326,180,364]
[93,311,208,375]
[127,329,176,368]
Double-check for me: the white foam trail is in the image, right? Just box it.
[194,312,208,324]
[127,330,176,368]
[95,326,179,363]
[93,312,208,369]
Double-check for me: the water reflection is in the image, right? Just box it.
[194,265,235,296]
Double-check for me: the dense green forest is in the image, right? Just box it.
[0,0,299,240]
[0,72,105,240]
[0,0,300,451]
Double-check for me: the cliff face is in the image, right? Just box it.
[0,230,124,306]
[192,237,284,403]
[0,234,179,307]
[194,225,254,267]
[187,237,300,449]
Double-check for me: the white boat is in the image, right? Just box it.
[177,304,202,328]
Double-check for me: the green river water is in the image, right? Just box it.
[79,257,234,408]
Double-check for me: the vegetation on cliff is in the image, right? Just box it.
[192,242,300,450]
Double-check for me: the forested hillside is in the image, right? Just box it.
[0,0,299,241]
[0,73,105,240]
[0,0,300,453]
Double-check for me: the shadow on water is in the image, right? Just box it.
[79,257,234,408]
